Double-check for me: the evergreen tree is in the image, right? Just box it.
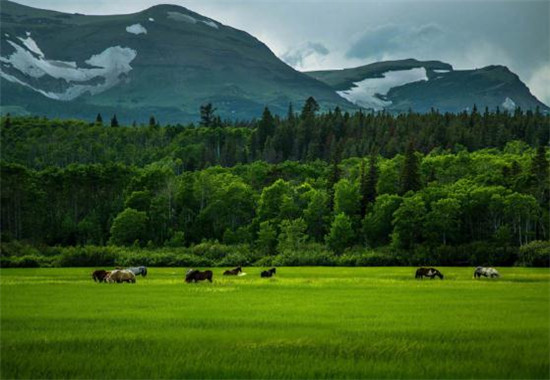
[95,113,103,125]
[200,103,216,127]
[359,153,378,218]
[287,102,295,122]
[110,114,119,127]
[149,116,157,127]
[300,96,319,120]
[400,141,421,194]
[326,160,340,212]
[257,106,275,149]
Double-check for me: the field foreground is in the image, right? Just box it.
[1,267,549,379]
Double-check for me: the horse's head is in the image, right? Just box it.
[437,272,444,279]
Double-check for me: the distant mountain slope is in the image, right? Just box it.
[0,0,353,123]
[306,59,549,113]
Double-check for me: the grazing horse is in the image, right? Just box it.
[106,269,136,283]
[185,269,213,283]
[474,266,500,278]
[261,268,277,278]
[223,266,242,276]
[415,267,444,280]
[127,266,148,277]
[92,270,110,283]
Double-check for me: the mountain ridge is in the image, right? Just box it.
[0,0,547,122]
[305,60,549,113]
[0,0,354,123]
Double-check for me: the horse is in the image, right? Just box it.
[106,269,136,283]
[415,267,444,280]
[474,266,500,278]
[92,269,110,283]
[261,268,277,278]
[127,266,147,277]
[223,266,242,276]
[185,269,213,283]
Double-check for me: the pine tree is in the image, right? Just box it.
[257,106,275,149]
[359,153,378,218]
[149,116,157,127]
[287,102,295,123]
[3,113,11,129]
[327,160,340,212]
[300,96,319,120]
[400,141,421,194]
[95,113,103,125]
[110,114,119,127]
[200,103,216,127]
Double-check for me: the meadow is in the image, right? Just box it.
[1,267,549,379]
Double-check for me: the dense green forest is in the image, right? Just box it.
[1,101,549,267]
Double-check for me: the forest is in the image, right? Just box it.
[1,99,549,267]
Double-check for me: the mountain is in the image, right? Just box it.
[306,59,549,113]
[1,2,547,122]
[0,0,353,123]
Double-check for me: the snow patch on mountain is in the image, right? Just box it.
[502,97,516,111]
[0,35,137,101]
[167,11,218,29]
[337,68,428,110]
[17,33,44,57]
[148,17,155,22]
[126,24,147,35]
[167,11,197,24]
[202,20,218,29]
[433,69,450,73]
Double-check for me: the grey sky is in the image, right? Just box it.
[10,0,550,104]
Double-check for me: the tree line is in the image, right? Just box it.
[2,99,548,171]
[1,136,548,266]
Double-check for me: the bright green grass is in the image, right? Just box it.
[1,267,549,379]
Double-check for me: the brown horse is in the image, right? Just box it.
[185,269,213,283]
[92,270,110,283]
[415,267,444,280]
[261,268,277,278]
[106,269,136,283]
[223,266,242,276]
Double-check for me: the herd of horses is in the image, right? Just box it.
[415,266,500,280]
[92,266,147,283]
[92,265,500,284]
[91,266,278,283]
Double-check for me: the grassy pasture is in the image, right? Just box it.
[1,267,549,379]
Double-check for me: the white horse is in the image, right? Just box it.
[127,266,147,277]
[474,266,500,279]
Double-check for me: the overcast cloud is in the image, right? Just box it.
[10,0,550,105]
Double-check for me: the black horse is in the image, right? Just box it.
[92,269,110,283]
[415,267,444,280]
[261,268,277,278]
[185,269,213,283]
[223,266,242,276]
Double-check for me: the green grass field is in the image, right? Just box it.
[1,267,549,379]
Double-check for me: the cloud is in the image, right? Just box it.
[346,23,445,60]
[281,41,330,69]
[527,64,550,107]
